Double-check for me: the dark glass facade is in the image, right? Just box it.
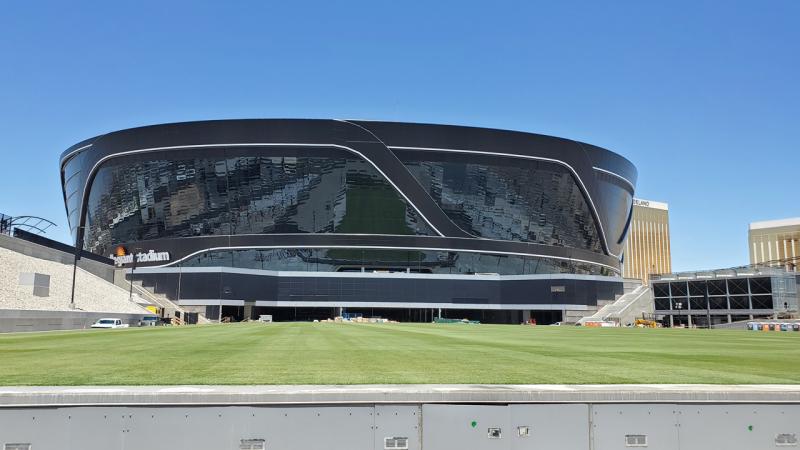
[60,119,637,314]
[593,169,634,246]
[84,148,434,257]
[63,147,91,243]
[178,248,613,276]
[396,150,602,252]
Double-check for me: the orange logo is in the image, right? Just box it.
[115,246,127,257]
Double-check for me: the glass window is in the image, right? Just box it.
[749,277,772,294]
[396,150,603,253]
[594,170,633,246]
[729,296,750,309]
[654,298,670,310]
[751,295,773,310]
[709,297,728,309]
[669,282,687,296]
[652,283,670,298]
[689,297,706,310]
[728,279,749,295]
[83,148,435,256]
[707,280,727,295]
[62,150,89,242]
[688,281,706,296]
[177,248,611,276]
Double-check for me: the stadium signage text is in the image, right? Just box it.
[111,250,171,266]
[632,198,668,210]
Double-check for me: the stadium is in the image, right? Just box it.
[2,120,798,450]
[59,119,637,324]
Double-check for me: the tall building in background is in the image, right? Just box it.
[622,198,671,283]
[749,218,800,272]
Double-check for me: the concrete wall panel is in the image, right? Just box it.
[422,404,511,450]
[676,404,800,450]
[591,404,679,450]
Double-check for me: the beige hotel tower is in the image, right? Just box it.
[621,199,672,283]
[749,217,800,271]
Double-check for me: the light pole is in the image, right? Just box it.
[70,249,79,310]
[69,225,85,310]
[128,248,140,302]
[674,301,683,328]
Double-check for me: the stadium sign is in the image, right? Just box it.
[111,248,170,266]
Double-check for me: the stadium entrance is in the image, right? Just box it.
[234,306,564,325]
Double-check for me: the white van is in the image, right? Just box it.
[90,318,129,329]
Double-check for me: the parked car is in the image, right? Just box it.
[90,318,129,329]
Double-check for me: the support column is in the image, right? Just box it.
[783,239,789,269]
[69,252,79,310]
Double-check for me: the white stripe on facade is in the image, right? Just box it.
[142,244,621,273]
[177,299,594,311]
[60,143,94,164]
[591,166,636,191]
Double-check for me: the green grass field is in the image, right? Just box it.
[0,322,798,386]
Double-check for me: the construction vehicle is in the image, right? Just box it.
[634,318,660,328]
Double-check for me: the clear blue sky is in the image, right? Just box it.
[1,1,797,271]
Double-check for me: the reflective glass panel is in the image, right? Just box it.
[594,170,633,246]
[62,150,89,242]
[396,150,603,252]
[83,148,435,256]
[177,248,613,276]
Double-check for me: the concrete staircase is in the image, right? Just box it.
[131,280,180,317]
[564,299,614,324]
[578,283,653,326]
[114,275,210,324]
[565,279,641,324]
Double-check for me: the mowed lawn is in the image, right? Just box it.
[0,322,799,385]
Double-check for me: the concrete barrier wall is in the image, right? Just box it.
[0,234,151,328]
[0,402,798,449]
[0,309,151,333]
[0,234,113,281]
[1,386,799,450]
